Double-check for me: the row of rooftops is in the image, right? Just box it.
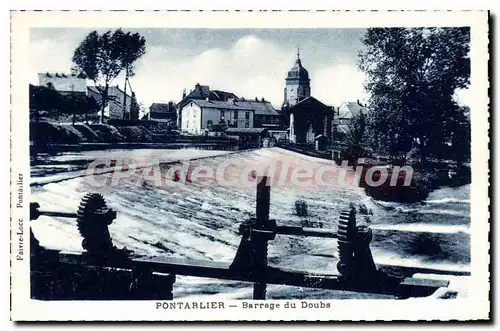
[148,52,311,114]
[147,84,367,120]
[39,72,87,79]
[38,72,135,99]
[174,83,281,116]
[38,72,366,120]
[187,98,279,116]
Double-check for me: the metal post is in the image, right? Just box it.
[252,176,270,299]
[122,75,128,120]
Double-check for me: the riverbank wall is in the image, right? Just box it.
[30,121,236,152]
[276,142,471,202]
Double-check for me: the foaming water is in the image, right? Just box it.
[30,147,470,299]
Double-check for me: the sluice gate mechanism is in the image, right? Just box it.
[30,177,468,300]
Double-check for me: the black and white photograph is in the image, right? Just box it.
[10,10,489,321]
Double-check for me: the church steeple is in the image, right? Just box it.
[283,48,311,107]
[295,46,303,66]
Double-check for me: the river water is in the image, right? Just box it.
[30,147,470,300]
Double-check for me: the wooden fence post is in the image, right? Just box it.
[252,176,271,300]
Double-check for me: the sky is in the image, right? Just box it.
[29,28,471,110]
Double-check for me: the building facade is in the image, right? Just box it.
[178,84,280,135]
[177,83,239,130]
[180,99,256,135]
[288,97,333,144]
[38,72,139,121]
[87,86,139,120]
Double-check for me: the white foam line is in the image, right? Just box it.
[371,223,470,234]
[425,198,470,204]
[373,250,470,273]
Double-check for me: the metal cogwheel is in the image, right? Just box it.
[77,193,115,254]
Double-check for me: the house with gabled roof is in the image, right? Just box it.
[177,83,240,130]
[180,98,260,135]
[38,71,140,122]
[179,83,280,135]
[178,83,238,107]
[334,100,368,134]
[87,85,139,120]
[286,96,334,144]
[143,102,177,123]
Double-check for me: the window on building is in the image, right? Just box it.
[207,120,213,127]
[234,110,239,120]
[245,111,250,120]
[245,122,249,128]
[220,110,224,120]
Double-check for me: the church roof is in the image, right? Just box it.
[288,96,333,114]
[286,54,309,81]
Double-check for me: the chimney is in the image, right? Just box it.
[182,88,186,99]
[255,97,258,102]
[261,97,265,102]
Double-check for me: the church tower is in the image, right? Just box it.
[283,48,311,107]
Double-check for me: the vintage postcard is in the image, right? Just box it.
[10,11,490,321]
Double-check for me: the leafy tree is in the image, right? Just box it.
[62,94,100,125]
[129,92,140,120]
[343,112,367,163]
[445,106,471,163]
[72,29,146,123]
[29,84,63,122]
[358,27,470,162]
